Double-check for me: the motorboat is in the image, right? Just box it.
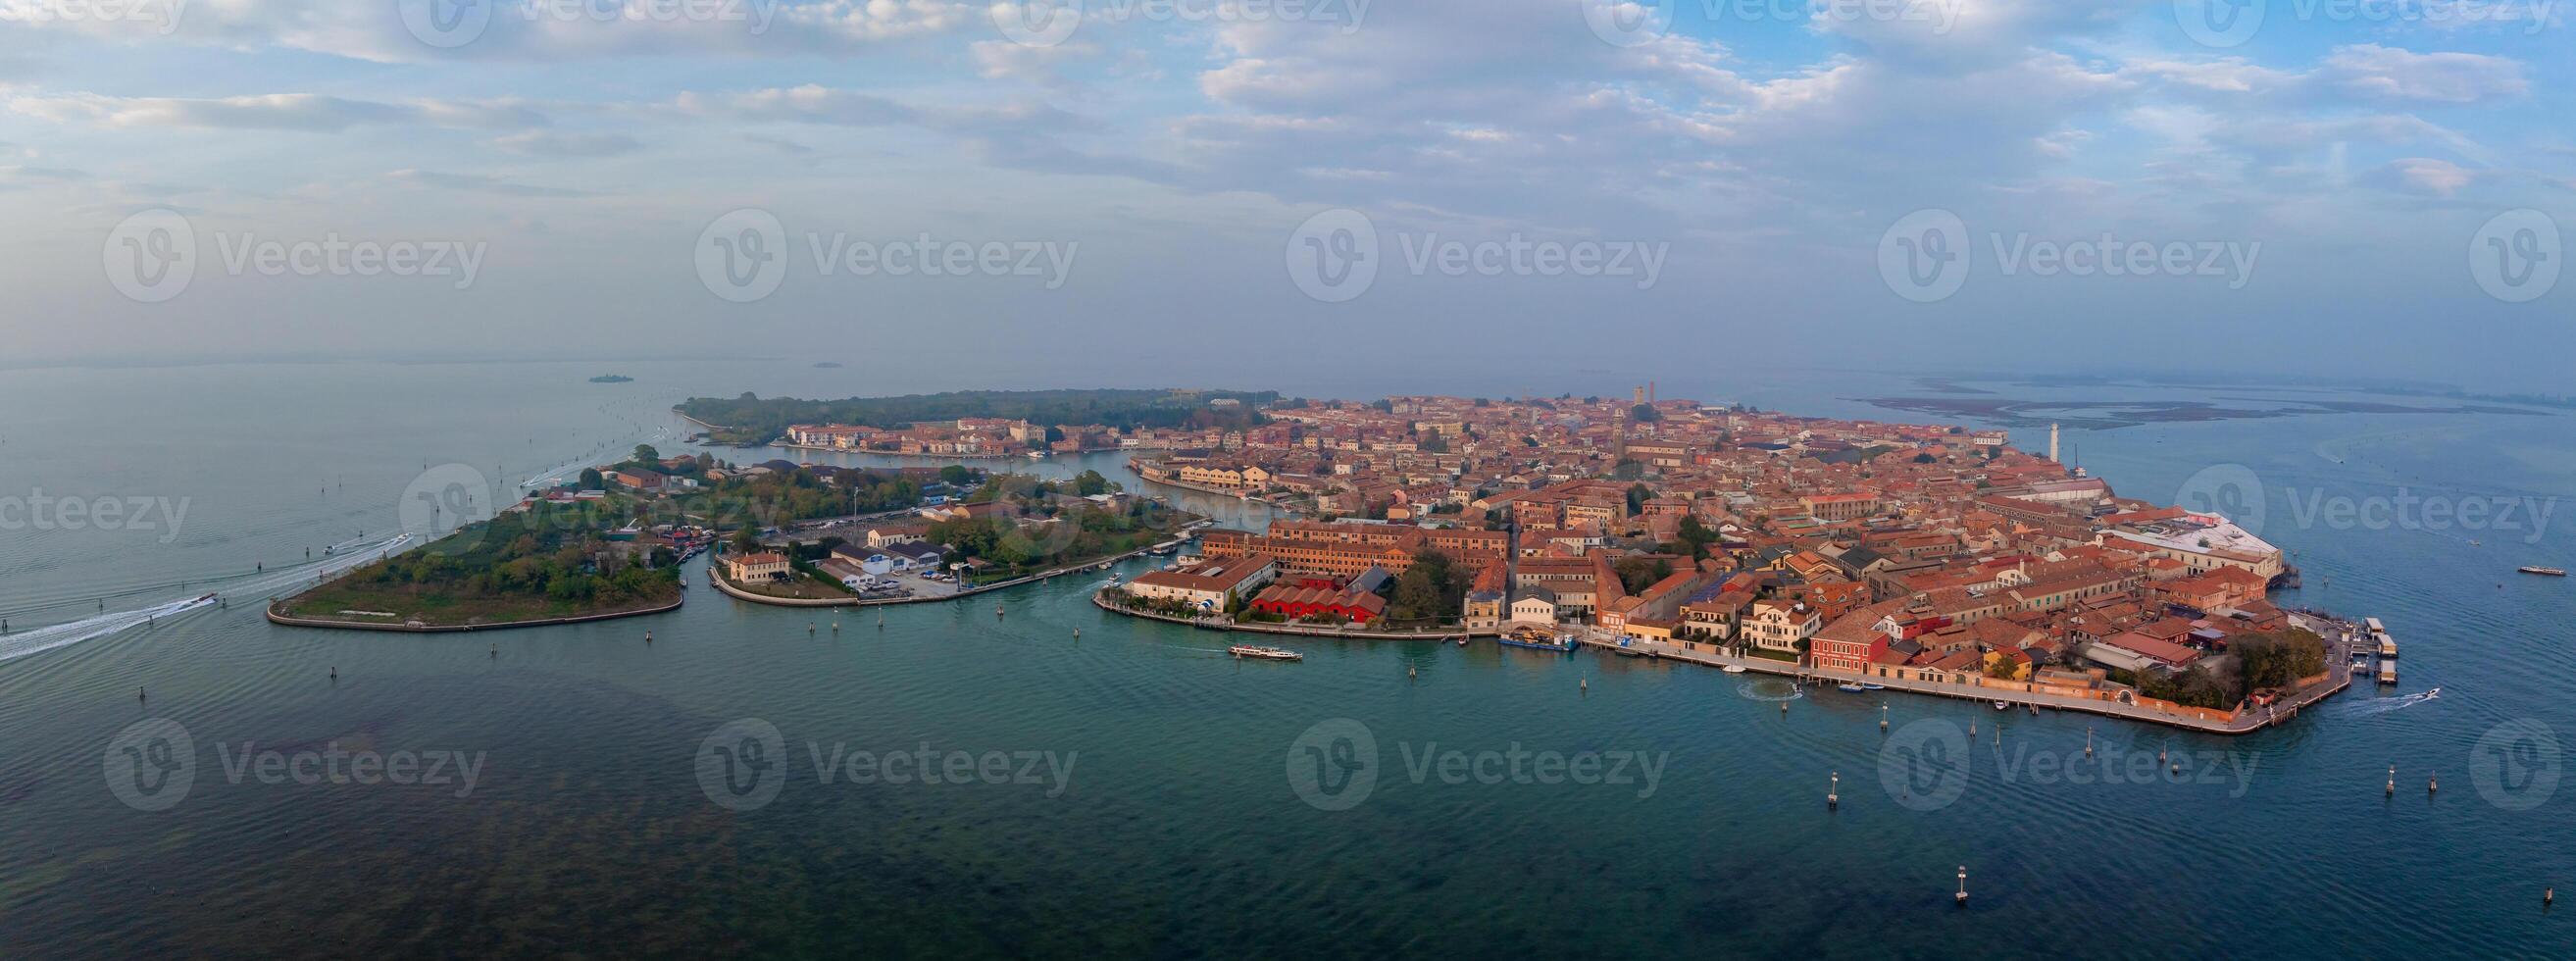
[1230,645,1303,661]
[1722,665,1747,674]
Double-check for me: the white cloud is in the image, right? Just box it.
[8,92,545,130]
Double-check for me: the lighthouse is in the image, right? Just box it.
[2048,423,2060,465]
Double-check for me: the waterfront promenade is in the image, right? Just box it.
[1089,591,1488,641]
[1571,632,2349,735]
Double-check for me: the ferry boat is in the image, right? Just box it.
[2518,566,2566,577]
[1229,644,1303,661]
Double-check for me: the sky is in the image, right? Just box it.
[0,0,2568,390]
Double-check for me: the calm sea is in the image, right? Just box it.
[0,361,2565,959]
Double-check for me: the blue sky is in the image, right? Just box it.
[0,1,2567,389]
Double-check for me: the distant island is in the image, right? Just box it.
[813,362,842,369]
[589,375,634,383]
[677,387,1278,451]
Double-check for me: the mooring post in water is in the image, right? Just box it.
[1827,772,1839,810]
[2387,765,2396,796]
[1881,704,1889,732]
[1956,867,1968,906]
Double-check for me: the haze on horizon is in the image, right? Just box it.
[0,1,2567,391]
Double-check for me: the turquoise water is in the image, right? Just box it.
[0,362,2566,958]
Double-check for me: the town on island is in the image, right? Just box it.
[274,386,2379,734]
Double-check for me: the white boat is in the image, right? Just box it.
[1838,683,1867,692]
[1230,645,1302,661]
[1722,665,1747,674]
[1992,700,2010,710]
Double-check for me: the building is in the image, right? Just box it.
[1126,555,1279,612]
[1743,599,1822,654]
[726,551,790,582]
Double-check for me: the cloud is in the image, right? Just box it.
[2370,157,2476,196]
[490,131,643,157]
[0,0,977,63]
[2318,44,2527,105]
[8,92,546,130]
[386,169,599,198]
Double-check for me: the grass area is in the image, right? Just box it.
[278,579,681,627]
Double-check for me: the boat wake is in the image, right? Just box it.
[0,533,413,666]
[1736,681,1805,703]
[2349,686,2441,716]
[0,594,218,664]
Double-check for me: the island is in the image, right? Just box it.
[675,387,1276,453]
[1093,388,2364,734]
[269,493,686,631]
[589,375,634,383]
[709,468,1206,607]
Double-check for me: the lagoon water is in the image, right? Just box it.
[1,360,2568,958]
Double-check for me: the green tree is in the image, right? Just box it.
[578,467,605,490]
[632,444,661,465]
